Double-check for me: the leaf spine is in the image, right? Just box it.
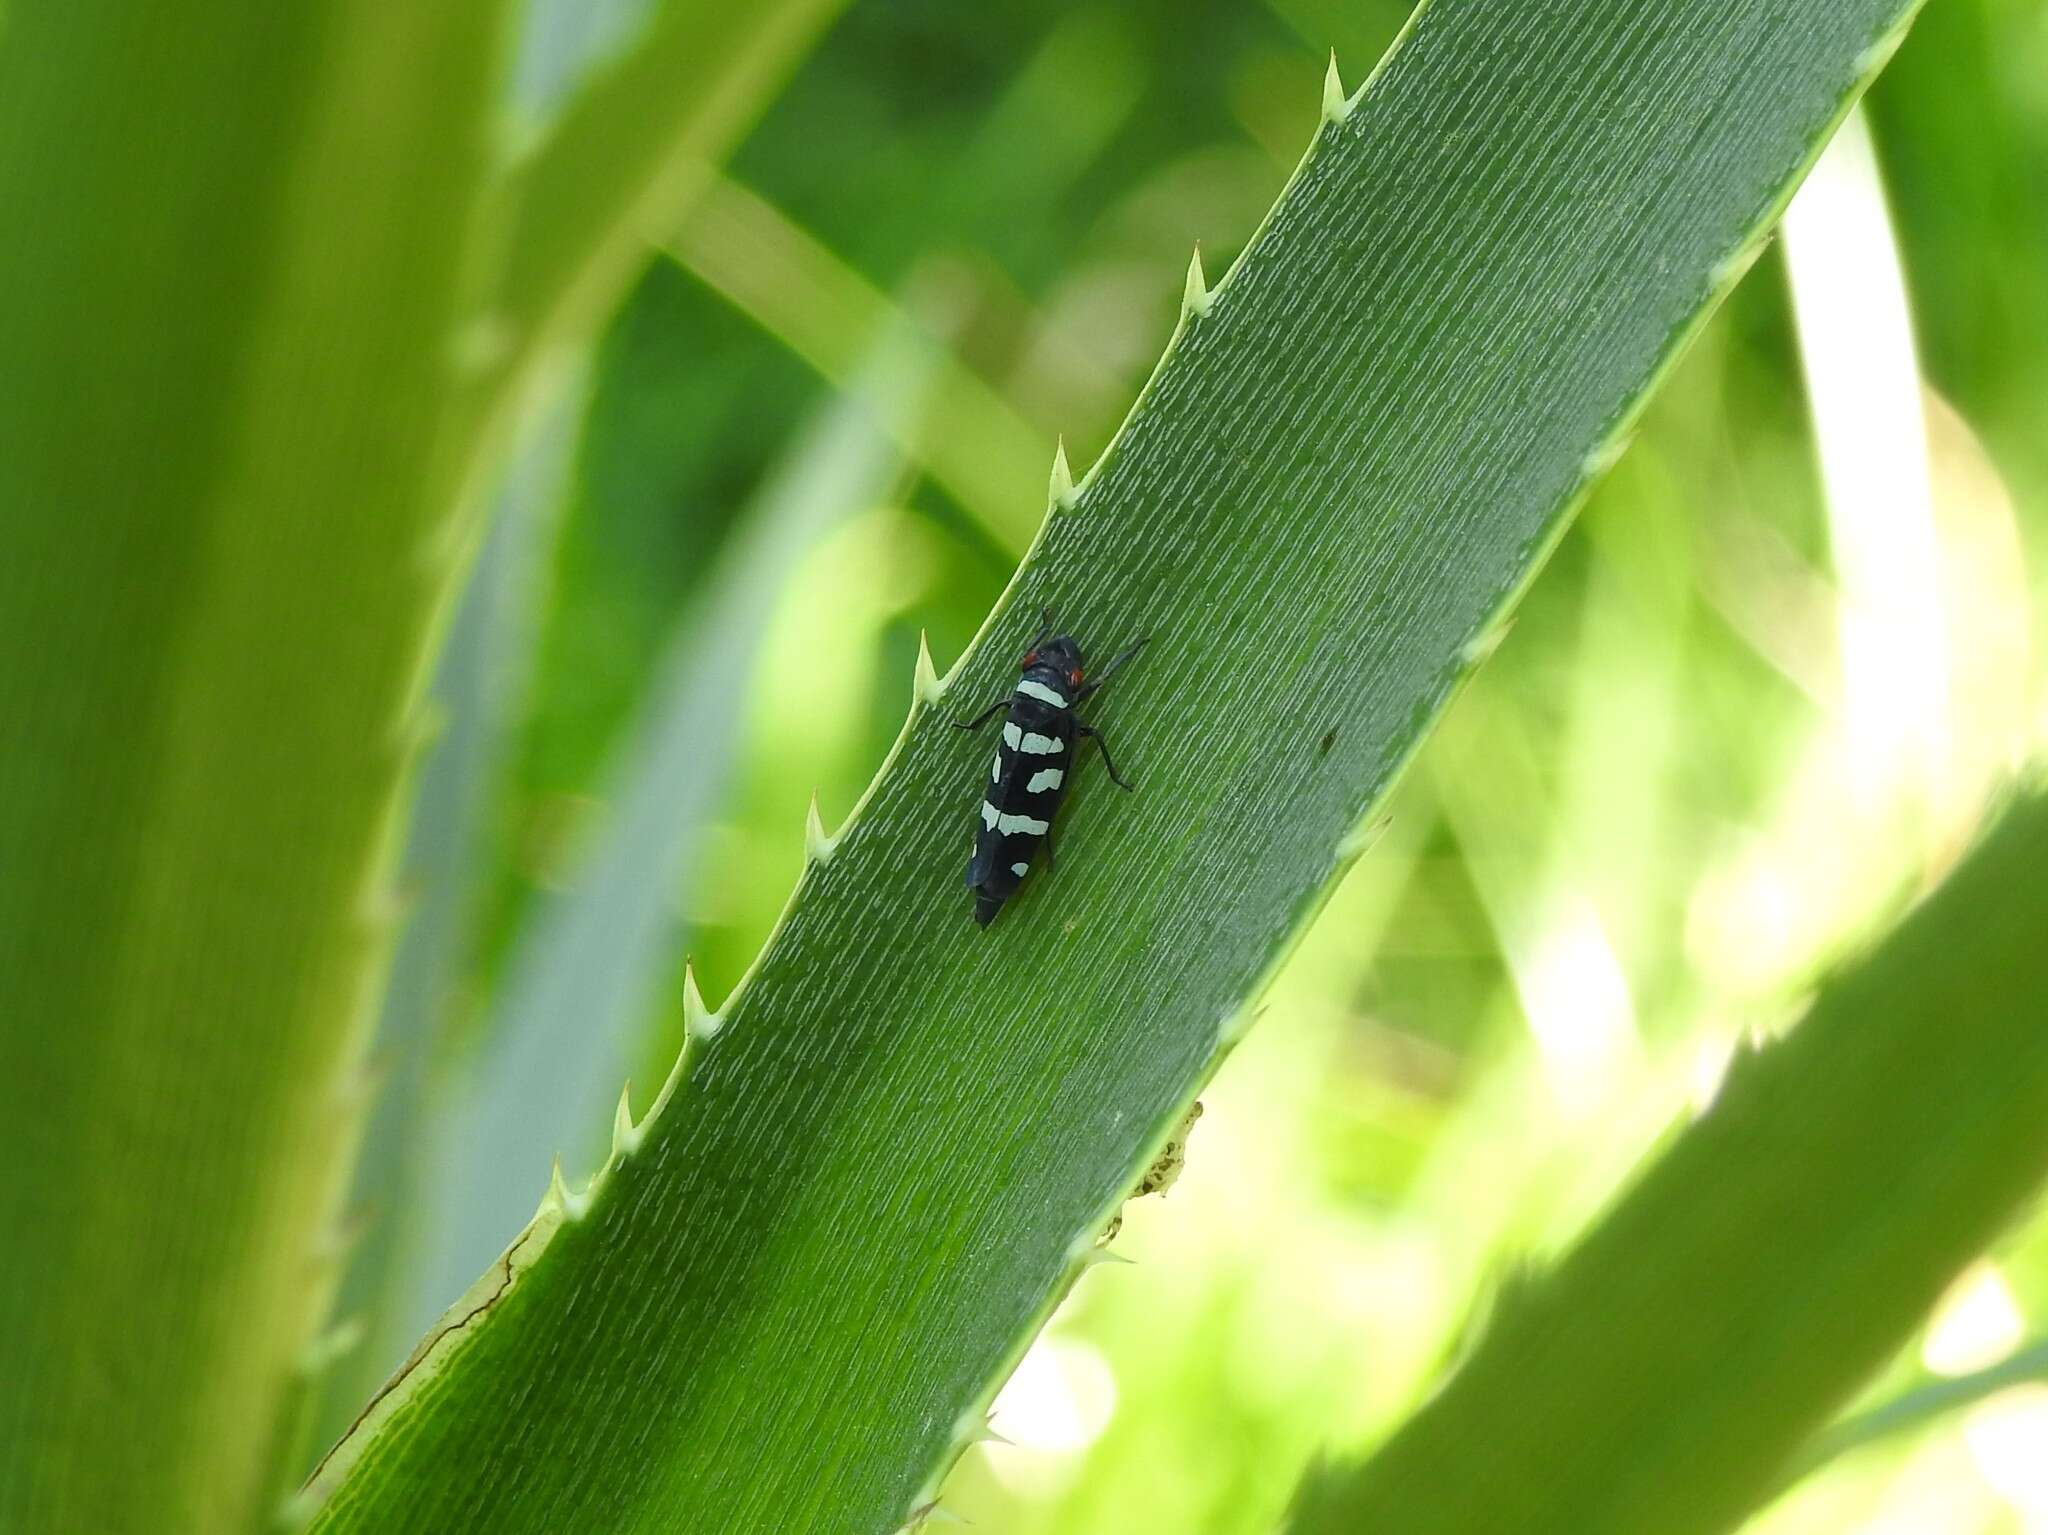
[1337,814,1394,863]
[953,1407,1011,1447]
[612,1081,642,1158]
[1216,1003,1256,1047]
[1077,1242,1135,1270]
[683,961,723,1042]
[1460,609,1518,667]
[1049,435,1078,512]
[805,790,840,865]
[1182,244,1212,319]
[1580,429,1637,483]
[1321,53,1352,125]
[1854,20,1910,76]
[1709,231,1773,293]
[1324,49,1370,123]
[546,1155,589,1221]
[913,629,945,706]
[1067,1226,1136,1267]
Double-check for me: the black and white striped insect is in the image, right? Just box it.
[956,616,1146,927]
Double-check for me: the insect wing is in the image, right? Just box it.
[966,818,1003,888]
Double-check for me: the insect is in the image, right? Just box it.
[955,614,1146,926]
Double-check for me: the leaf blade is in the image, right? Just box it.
[480,0,849,432]
[0,3,511,1529]
[1290,788,2048,1535]
[306,2,1929,1529]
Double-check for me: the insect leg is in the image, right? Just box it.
[1042,828,1056,870]
[954,698,1008,731]
[1077,723,1133,789]
[1075,635,1149,701]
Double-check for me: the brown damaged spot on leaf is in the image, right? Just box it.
[1089,1100,1204,1250]
[1135,1100,1203,1198]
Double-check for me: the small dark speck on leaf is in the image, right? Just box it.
[1318,727,1338,757]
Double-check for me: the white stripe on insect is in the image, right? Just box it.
[1025,767,1063,794]
[1019,731,1063,755]
[996,812,1049,836]
[1002,723,1023,750]
[991,751,1002,782]
[981,801,999,829]
[1015,679,1068,707]
[1011,862,1030,876]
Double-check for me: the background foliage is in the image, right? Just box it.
[3,0,2046,1530]
[457,5,2048,1520]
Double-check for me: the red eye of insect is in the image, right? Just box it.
[1021,650,1037,669]
[1069,668,1083,688]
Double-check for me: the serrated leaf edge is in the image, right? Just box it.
[302,17,1927,1508]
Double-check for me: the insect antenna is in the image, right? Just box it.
[1078,635,1149,699]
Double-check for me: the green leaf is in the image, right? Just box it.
[408,338,923,1338]
[0,3,509,1530]
[309,403,578,1462]
[475,0,852,441]
[1791,1335,2048,1486]
[1288,788,2048,1535]
[301,2,1925,1530]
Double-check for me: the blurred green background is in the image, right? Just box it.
[301,0,2048,1528]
